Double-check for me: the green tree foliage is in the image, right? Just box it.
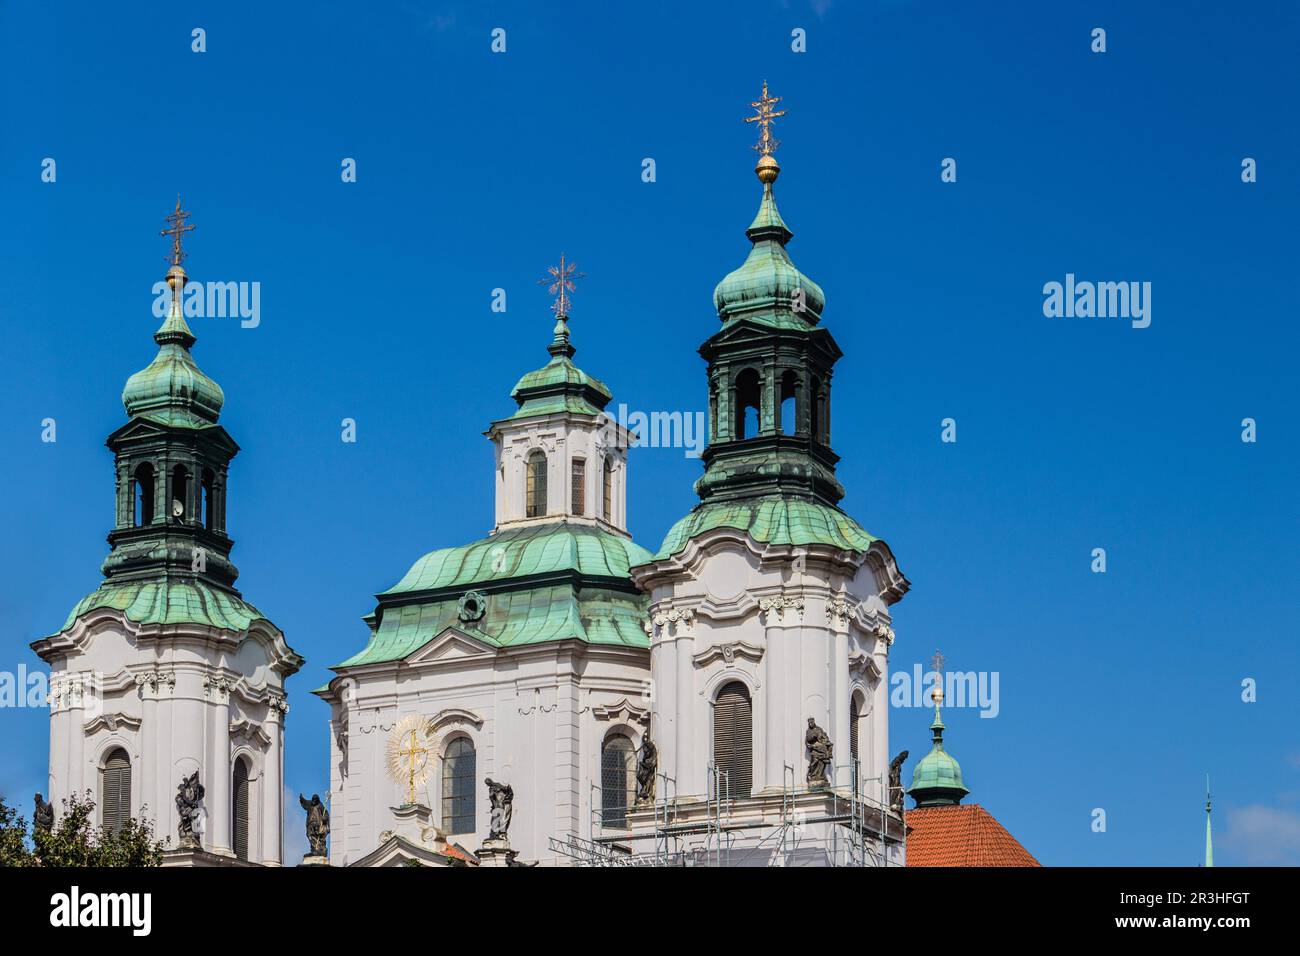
[0,791,164,867]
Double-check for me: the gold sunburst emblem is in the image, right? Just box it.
[386,713,434,806]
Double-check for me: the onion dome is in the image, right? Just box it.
[122,263,225,427]
[712,155,825,327]
[907,686,971,809]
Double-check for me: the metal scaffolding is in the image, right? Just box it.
[549,757,905,867]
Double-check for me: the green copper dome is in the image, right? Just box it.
[908,704,971,808]
[712,181,825,328]
[122,267,225,427]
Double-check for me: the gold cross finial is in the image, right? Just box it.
[160,195,195,267]
[930,649,946,673]
[539,253,585,317]
[745,80,786,157]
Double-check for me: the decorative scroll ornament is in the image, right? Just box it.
[874,623,896,646]
[646,607,695,637]
[758,594,805,622]
[203,673,234,698]
[826,598,855,624]
[386,713,434,806]
[267,693,290,716]
[133,669,176,693]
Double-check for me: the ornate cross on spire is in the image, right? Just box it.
[929,649,946,709]
[745,80,787,157]
[539,253,585,317]
[160,195,195,267]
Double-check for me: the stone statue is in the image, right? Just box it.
[805,717,833,788]
[176,771,205,848]
[33,793,54,833]
[635,732,658,805]
[888,750,909,814]
[485,778,513,840]
[299,793,330,858]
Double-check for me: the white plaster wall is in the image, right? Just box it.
[325,638,649,867]
[37,611,292,864]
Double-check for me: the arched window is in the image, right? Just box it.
[171,464,190,522]
[712,682,753,798]
[600,734,636,827]
[735,368,761,439]
[571,458,586,515]
[102,748,131,834]
[525,452,547,518]
[779,370,798,436]
[201,468,215,531]
[133,463,155,527]
[602,457,614,521]
[232,757,250,860]
[442,738,476,835]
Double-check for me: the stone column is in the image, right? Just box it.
[832,625,850,789]
[762,595,810,792]
[67,676,87,806]
[206,673,232,855]
[647,616,678,795]
[872,633,891,804]
[263,695,286,864]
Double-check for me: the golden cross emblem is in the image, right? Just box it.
[930,649,945,673]
[539,253,585,317]
[396,728,429,806]
[160,195,195,266]
[745,80,786,157]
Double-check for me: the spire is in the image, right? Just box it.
[713,82,823,326]
[908,650,971,809]
[155,197,197,348]
[121,199,224,426]
[506,255,611,420]
[1204,776,1214,867]
[538,254,585,359]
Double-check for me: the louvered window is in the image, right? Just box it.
[850,696,861,771]
[442,738,476,834]
[600,735,635,827]
[526,452,547,518]
[712,682,753,798]
[571,459,585,515]
[232,758,250,860]
[102,748,131,833]
[602,457,614,520]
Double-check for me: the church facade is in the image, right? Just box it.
[319,86,910,866]
[33,86,954,868]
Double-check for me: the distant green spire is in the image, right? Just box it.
[907,679,970,808]
[1204,776,1214,867]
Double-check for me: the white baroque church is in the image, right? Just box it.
[35,88,916,867]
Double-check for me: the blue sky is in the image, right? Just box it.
[1,1,1297,865]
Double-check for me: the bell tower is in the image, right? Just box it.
[32,200,302,866]
[105,199,240,589]
[630,86,910,866]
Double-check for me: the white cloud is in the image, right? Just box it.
[1219,804,1300,866]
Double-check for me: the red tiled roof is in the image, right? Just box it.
[905,804,1040,867]
[442,841,479,864]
